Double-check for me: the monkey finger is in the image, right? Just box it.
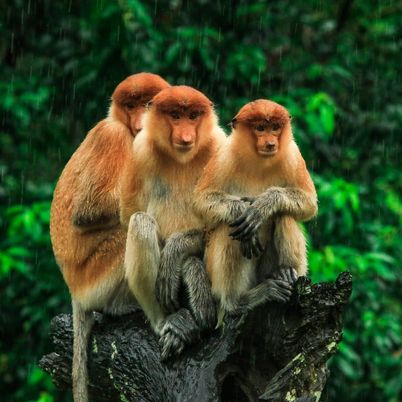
[230,216,256,239]
[229,211,248,227]
[276,286,292,297]
[229,216,251,236]
[280,269,291,283]
[255,236,264,253]
[290,268,298,282]
[270,291,288,303]
[268,279,293,292]
[161,331,183,361]
[231,222,256,240]
[242,240,254,259]
[165,290,180,313]
[286,269,294,284]
[245,241,253,259]
[277,281,294,292]
[160,334,174,361]
[250,236,263,258]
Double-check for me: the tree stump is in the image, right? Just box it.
[39,272,352,402]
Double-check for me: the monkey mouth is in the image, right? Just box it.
[258,149,277,157]
[173,143,194,152]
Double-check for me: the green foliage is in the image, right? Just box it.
[1,1,401,401]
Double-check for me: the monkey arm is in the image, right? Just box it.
[156,229,205,313]
[230,187,317,241]
[256,187,318,222]
[194,190,248,226]
[119,172,143,228]
[72,192,120,232]
[73,212,120,232]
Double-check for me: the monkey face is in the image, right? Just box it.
[232,99,291,160]
[150,86,214,163]
[165,108,206,152]
[125,104,147,136]
[112,73,170,136]
[252,120,282,157]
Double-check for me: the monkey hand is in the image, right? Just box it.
[229,204,263,240]
[274,266,298,284]
[156,257,181,314]
[159,308,199,361]
[239,233,264,259]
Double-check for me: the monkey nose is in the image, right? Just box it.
[266,143,276,150]
[179,137,193,146]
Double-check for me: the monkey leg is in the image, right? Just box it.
[159,256,216,360]
[206,227,256,313]
[156,229,205,314]
[207,225,292,316]
[274,215,307,279]
[124,212,165,333]
[182,256,216,330]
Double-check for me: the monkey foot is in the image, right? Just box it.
[159,308,200,361]
[275,266,298,284]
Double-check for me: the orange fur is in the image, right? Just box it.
[194,99,317,312]
[120,85,226,329]
[120,85,225,234]
[50,73,170,301]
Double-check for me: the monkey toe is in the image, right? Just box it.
[277,266,298,284]
[159,331,185,361]
[160,308,200,343]
[192,302,217,330]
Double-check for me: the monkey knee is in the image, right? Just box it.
[128,212,157,231]
[183,256,204,275]
[127,212,159,242]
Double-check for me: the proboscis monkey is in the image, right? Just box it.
[120,85,226,359]
[50,73,170,402]
[194,99,317,314]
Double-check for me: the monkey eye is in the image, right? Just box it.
[271,123,281,131]
[255,124,265,132]
[170,111,180,120]
[125,102,136,109]
[189,111,200,120]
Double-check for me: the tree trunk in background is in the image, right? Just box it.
[39,272,352,402]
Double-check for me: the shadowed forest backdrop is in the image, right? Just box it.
[0,1,401,401]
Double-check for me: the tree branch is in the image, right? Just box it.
[40,272,352,402]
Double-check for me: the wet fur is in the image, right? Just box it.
[50,73,170,402]
[194,99,317,312]
[120,86,226,332]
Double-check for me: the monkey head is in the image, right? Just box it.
[146,85,216,163]
[231,99,292,160]
[110,72,170,136]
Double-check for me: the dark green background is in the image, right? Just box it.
[1,1,401,401]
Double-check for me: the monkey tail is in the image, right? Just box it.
[72,300,94,402]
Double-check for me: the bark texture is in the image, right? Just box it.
[40,272,352,402]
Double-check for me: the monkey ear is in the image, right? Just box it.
[231,118,237,128]
[289,114,292,120]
